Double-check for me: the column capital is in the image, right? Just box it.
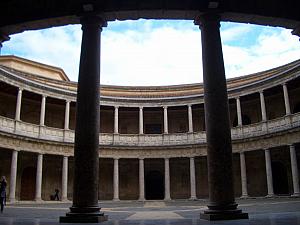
[194,13,221,28]
[65,99,71,103]
[187,104,193,107]
[259,90,264,94]
[139,106,143,110]
[80,15,107,29]
[114,105,119,109]
[163,105,168,109]
[18,87,23,92]
[139,157,145,160]
[42,94,47,99]
[235,96,240,100]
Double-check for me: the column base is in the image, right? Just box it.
[292,193,300,197]
[266,194,275,198]
[240,195,249,199]
[200,209,248,221]
[60,213,108,223]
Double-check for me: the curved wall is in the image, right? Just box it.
[0,56,300,201]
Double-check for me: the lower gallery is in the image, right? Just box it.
[0,55,299,202]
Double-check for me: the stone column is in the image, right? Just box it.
[260,91,267,121]
[62,156,68,201]
[139,158,145,201]
[236,97,242,126]
[164,158,171,200]
[15,88,23,121]
[9,150,18,203]
[163,106,168,134]
[35,153,43,201]
[289,144,300,196]
[264,149,274,197]
[188,105,193,133]
[114,106,119,134]
[282,83,291,115]
[64,100,70,130]
[190,157,197,200]
[195,13,248,220]
[239,152,248,198]
[40,95,46,126]
[60,15,107,223]
[139,107,144,134]
[113,158,119,201]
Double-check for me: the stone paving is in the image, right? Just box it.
[0,198,300,224]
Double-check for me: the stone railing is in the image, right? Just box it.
[0,113,299,146]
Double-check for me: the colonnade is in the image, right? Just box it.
[10,81,294,134]
[0,12,297,222]
[5,143,299,203]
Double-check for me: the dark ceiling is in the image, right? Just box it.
[1,0,300,37]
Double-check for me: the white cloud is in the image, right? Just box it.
[223,28,300,78]
[2,20,300,86]
[101,25,202,85]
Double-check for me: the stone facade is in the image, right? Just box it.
[0,55,299,201]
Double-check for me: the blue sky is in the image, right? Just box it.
[2,19,300,86]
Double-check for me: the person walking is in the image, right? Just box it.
[0,176,7,213]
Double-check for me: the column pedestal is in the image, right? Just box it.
[195,13,248,220]
[60,15,107,223]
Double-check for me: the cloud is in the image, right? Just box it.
[2,20,300,86]
[222,27,300,78]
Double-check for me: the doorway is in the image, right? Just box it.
[20,167,36,200]
[272,161,290,195]
[145,170,164,200]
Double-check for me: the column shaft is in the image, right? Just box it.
[190,157,196,199]
[236,97,242,126]
[15,88,22,121]
[139,107,144,134]
[40,95,46,126]
[283,84,291,115]
[289,144,300,196]
[164,106,168,134]
[260,91,267,121]
[62,156,68,201]
[9,150,18,203]
[114,106,119,134]
[196,13,247,220]
[240,152,248,197]
[264,149,274,196]
[64,101,70,130]
[188,105,193,133]
[35,153,43,201]
[139,158,145,201]
[164,158,171,200]
[113,158,119,201]
[62,16,107,222]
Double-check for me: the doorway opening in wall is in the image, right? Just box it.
[272,161,290,195]
[20,167,36,200]
[145,170,164,200]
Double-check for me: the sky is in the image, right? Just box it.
[2,19,300,86]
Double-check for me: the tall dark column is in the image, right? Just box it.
[195,13,248,220]
[60,15,107,223]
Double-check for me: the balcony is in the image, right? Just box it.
[0,113,299,147]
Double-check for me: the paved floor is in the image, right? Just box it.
[0,198,300,224]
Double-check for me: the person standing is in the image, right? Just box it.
[0,176,7,213]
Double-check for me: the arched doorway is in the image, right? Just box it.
[145,170,164,200]
[272,162,290,195]
[20,167,36,200]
